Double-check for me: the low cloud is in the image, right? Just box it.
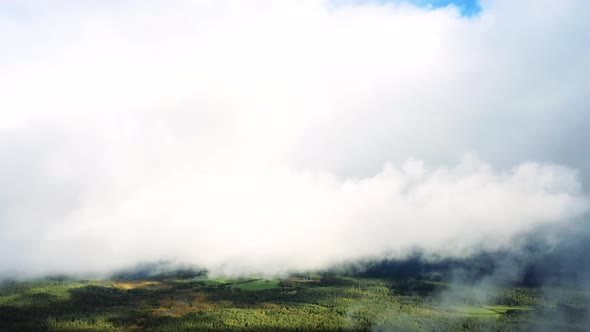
[0,117,586,276]
[0,0,589,277]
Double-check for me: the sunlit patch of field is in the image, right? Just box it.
[109,280,170,290]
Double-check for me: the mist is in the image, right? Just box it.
[1,0,590,279]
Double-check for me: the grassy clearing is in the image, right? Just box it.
[439,304,532,317]
[482,305,531,314]
[231,278,280,291]
[436,305,499,317]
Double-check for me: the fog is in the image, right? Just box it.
[1,0,589,278]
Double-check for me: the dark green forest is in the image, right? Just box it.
[1,271,588,331]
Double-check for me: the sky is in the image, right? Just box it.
[0,0,589,277]
[366,0,481,16]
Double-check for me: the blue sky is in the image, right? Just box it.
[349,0,481,16]
[408,0,481,15]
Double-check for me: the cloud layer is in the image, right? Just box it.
[0,0,589,276]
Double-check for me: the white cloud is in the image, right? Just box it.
[0,0,588,276]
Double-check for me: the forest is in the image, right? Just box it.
[1,269,588,331]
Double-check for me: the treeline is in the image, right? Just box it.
[1,276,588,331]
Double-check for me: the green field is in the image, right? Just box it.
[230,278,280,291]
[0,275,587,331]
[439,305,531,317]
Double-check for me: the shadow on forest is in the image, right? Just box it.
[0,281,346,331]
[0,285,144,331]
